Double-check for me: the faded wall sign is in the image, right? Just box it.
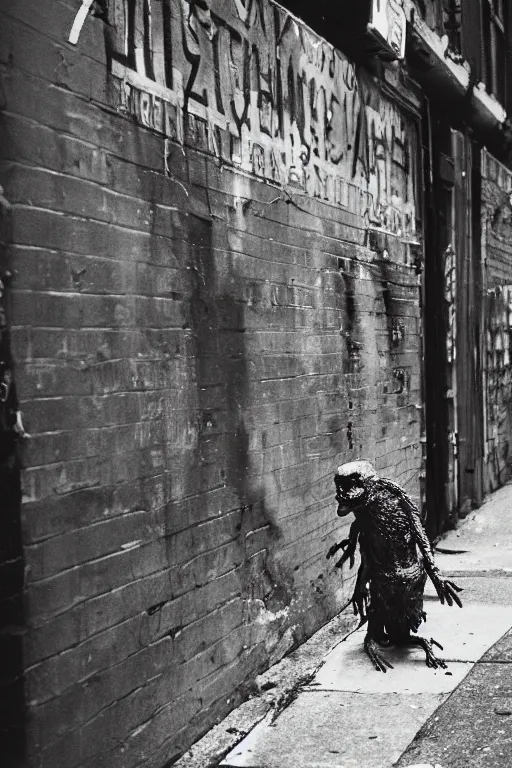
[106,0,417,239]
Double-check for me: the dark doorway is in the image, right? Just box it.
[422,104,457,539]
[422,104,485,539]
[452,133,484,514]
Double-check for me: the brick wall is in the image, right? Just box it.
[0,159,25,767]
[481,151,512,492]
[0,1,423,765]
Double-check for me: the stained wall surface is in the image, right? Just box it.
[0,1,423,765]
[482,151,512,492]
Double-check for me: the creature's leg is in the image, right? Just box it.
[364,614,393,673]
[405,635,447,670]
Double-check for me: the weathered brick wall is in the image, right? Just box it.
[1,1,423,765]
[481,151,512,492]
[0,169,25,767]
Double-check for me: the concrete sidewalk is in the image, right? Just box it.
[219,483,512,768]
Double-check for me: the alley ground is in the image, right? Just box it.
[176,482,512,768]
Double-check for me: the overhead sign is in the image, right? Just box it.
[367,0,407,61]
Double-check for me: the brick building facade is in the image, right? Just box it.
[3,1,512,765]
[0,1,424,766]
[403,0,512,529]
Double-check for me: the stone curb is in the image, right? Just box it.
[173,607,357,768]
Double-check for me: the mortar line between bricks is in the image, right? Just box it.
[26,562,244,654]
[3,158,181,211]
[189,184,369,240]
[186,152,368,227]
[27,599,245,686]
[10,222,345,273]
[210,242,371,270]
[24,466,334,537]
[4,143,174,208]
[36,629,247,755]
[1,110,130,158]
[15,288,138,299]
[6,125,422,279]
[256,372,346,383]
[9,207,415,280]
[27,527,242,590]
[20,355,185,366]
[213,197,369,237]
[198,155,387,229]
[328,252,419,276]
[22,418,172,443]
[8,243,175,266]
[20,324,187,332]
[12,203,182,239]
[196,173,419,265]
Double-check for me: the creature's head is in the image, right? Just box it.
[334,460,377,515]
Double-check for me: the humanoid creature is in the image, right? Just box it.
[327,461,462,672]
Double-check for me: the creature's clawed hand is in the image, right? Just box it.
[326,539,357,569]
[326,540,345,560]
[433,576,463,607]
[351,584,370,621]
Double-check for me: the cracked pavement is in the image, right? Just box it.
[220,482,512,768]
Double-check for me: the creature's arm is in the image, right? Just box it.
[351,544,370,620]
[403,495,463,608]
[326,518,359,569]
[376,478,462,607]
[341,542,371,643]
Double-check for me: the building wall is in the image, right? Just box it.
[482,151,512,492]
[0,164,25,766]
[0,1,423,765]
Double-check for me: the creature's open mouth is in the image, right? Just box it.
[336,485,365,514]
[336,486,365,503]
[343,487,365,500]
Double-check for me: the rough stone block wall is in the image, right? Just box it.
[481,151,512,492]
[0,1,423,765]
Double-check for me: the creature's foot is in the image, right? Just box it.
[364,635,394,673]
[407,636,447,670]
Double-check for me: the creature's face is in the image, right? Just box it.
[334,460,377,515]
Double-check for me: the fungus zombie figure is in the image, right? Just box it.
[327,460,463,672]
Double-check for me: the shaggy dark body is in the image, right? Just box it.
[327,462,462,672]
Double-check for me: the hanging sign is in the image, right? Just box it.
[367,0,407,60]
